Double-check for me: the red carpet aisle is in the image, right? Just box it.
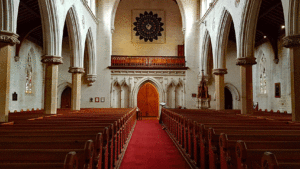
[120,119,190,169]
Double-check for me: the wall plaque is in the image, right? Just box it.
[275,83,281,98]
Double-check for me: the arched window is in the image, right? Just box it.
[259,54,267,94]
[25,49,33,94]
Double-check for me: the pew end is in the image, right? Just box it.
[261,152,278,169]
[64,151,79,169]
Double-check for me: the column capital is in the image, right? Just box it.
[282,35,300,48]
[236,57,257,66]
[87,74,97,86]
[41,55,63,64]
[213,69,227,75]
[0,31,20,45]
[69,67,85,74]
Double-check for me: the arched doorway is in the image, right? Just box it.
[61,87,71,108]
[224,87,233,109]
[137,82,159,117]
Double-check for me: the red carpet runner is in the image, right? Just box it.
[120,119,190,169]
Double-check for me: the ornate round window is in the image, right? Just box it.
[133,11,164,42]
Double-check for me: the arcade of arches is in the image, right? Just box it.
[1,0,300,122]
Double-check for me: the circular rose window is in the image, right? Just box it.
[133,11,164,42]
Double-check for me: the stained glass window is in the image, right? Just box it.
[259,54,267,94]
[25,51,33,94]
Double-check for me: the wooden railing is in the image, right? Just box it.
[110,55,186,69]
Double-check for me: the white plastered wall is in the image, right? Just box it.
[112,0,184,56]
[9,40,44,112]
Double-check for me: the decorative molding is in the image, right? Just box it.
[154,77,164,83]
[236,57,257,66]
[0,31,20,45]
[87,74,97,86]
[41,55,63,64]
[68,67,85,73]
[235,0,240,7]
[80,0,99,24]
[14,56,20,62]
[111,70,186,76]
[213,69,227,75]
[274,58,279,64]
[198,0,219,24]
[282,35,300,48]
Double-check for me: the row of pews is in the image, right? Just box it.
[0,108,137,169]
[161,108,300,169]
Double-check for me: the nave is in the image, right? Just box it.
[120,118,190,169]
[1,107,300,169]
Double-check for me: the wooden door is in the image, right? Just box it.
[61,87,71,108]
[137,82,159,117]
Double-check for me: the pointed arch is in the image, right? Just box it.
[238,0,262,59]
[57,82,72,108]
[84,28,96,75]
[65,6,82,68]
[215,9,234,69]
[201,30,213,76]
[38,0,60,56]
[131,77,164,109]
[225,83,240,109]
[110,0,186,34]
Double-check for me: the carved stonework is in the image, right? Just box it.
[14,55,20,62]
[274,58,279,64]
[0,31,20,45]
[235,0,240,7]
[41,55,63,64]
[236,57,257,66]
[69,67,85,74]
[213,69,228,75]
[282,35,300,48]
[87,74,97,86]
[154,77,163,83]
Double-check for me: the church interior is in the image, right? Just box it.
[1,0,300,168]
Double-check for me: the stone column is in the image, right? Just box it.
[283,35,300,121]
[236,57,257,115]
[69,67,84,111]
[213,69,227,110]
[42,56,63,114]
[0,31,19,122]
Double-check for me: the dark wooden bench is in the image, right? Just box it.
[261,151,300,169]
[0,140,94,169]
[236,141,300,169]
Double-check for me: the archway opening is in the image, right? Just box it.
[61,87,71,108]
[137,82,159,117]
[224,87,233,109]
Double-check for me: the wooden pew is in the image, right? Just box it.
[0,140,94,169]
[261,152,300,169]
[236,141,300,169]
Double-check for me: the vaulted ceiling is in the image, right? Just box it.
[255,0,285,46]
[17,0,43,47]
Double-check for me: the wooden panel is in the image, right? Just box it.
[137,83,159,117]
[178,45,184,57]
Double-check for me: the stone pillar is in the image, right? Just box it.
[283,35,300,121]
[42,56,63,114]
[236,57,257,115]
[213,69,227,110]
[69,67,84,111]
[0,31,19,122]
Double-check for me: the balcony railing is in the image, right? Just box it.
[110,55,187,69]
